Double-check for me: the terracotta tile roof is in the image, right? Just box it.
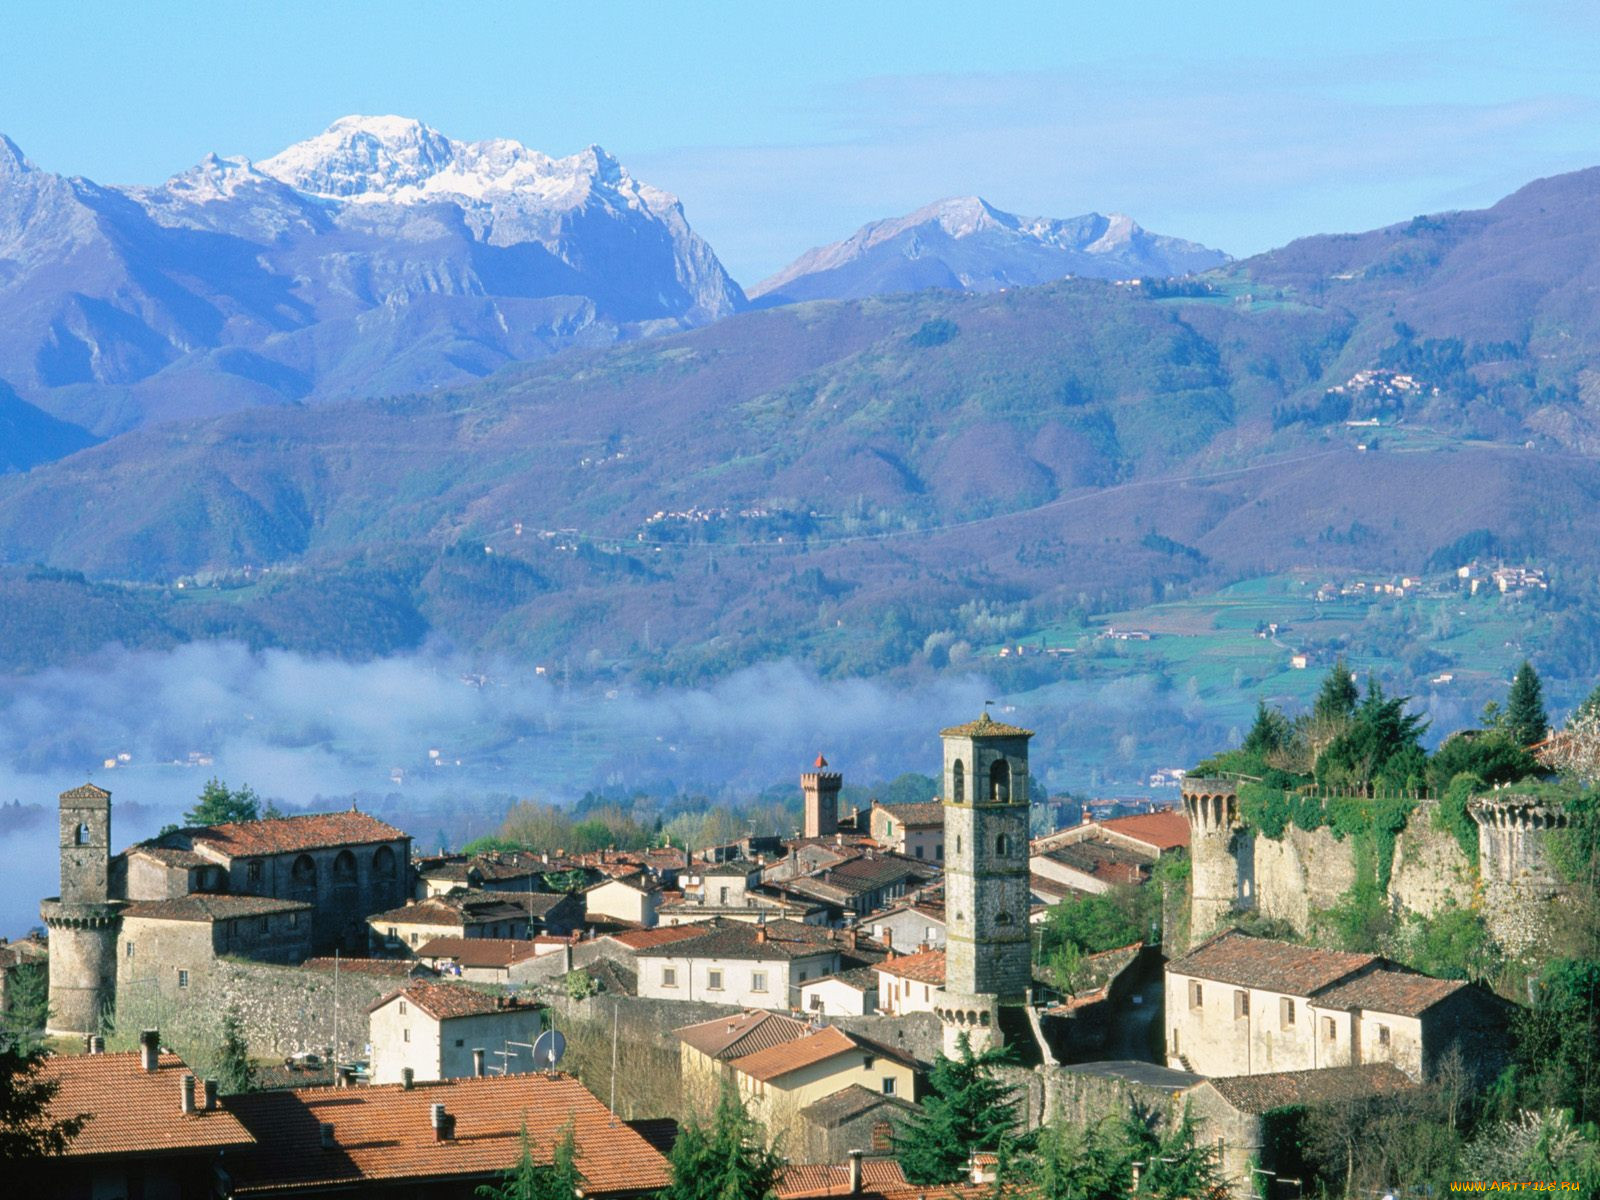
[874,801,945,828]
[730,1025,861,1082]
[37,1050,255,1159]
[802,966,881,993]
[370,898,467,927]
[874,949,946,985]
[301,957,427,978]
[797,1085,915,1126]
[368,980,540,1021]
[1039,840,1152,883]
[1029,875,1092,901]
[1203,1063,1417,1113]
[779,1158,909,1197]
[225,1072,669,1196]
[939,712,1033,738]
[1167,930,1375,996]
[0,935,48,969]
[415,937,548,968]
[1311,969,1469,1016]
[189,810,408,857]
[603,924,710,952]
[126,844,211,868]
[122,895,313,922]
[1099,810,1190,851]
[581,958,637,997]
[822,854,934,891]
[60,783,111,802]
[635,919,840,962]
[674,1010,811,1060]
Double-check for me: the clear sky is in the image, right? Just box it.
[4,1,1599,285]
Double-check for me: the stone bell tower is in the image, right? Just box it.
[39,783,123,1036]
[935,712,1032,1055]
[801,754,842,838]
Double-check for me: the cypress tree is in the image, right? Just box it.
[477,1124,581,1200]
[1313,658,1360,723]
[660,1083,781,1200]
[1505,660,1550,747]
[896,1034,1018,1185]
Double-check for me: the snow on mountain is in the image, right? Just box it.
[0,118,746,437]
[749,196,1229,306]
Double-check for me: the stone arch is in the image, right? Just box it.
[995,911,1013,926]
[373,845,397,878]
[952,760,965,805]
[74,822,90,846]
[291,854,317,886]
[332,849,357,882]
[989,758,1011,803]
[995,832,1009,857]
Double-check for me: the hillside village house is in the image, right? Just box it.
[585,872,662,928]
[119,895,313,999]
[636,918,842,1008]
[866,898,946,950]
[413,935,569,984]
[369,890,582,953]
[127,810,412,953]
[368,979,545,1085]
[223,1071,670,1198]
[798,966,880,1015]
[1166,930,1509,1082]
[868,802,945,861]
[727,1026,918,1143]
[676,1009,813,1086]
[875,949,946,1017]
[781,853,937,918]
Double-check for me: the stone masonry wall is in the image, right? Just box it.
[1390,804,1477,919]
[1246,825,1359,931]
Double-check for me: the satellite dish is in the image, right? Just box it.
[531,1029,566,1071]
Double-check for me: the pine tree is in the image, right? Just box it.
[0,1045,86,1160]
[1506,660,1550,747]
[184,778,261,826]
[1313,658,1360,723]
[660,1082,781,1200]
[0,963,48,1052]
[477,1123,581,1200]
[216,1008,255,1095]
[896,1034,1019,1185]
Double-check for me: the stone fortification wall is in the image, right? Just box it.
[1390,803,1477,918]
[1247,825,1360,931]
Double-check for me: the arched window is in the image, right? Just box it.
[291,854,317,886]
[952,760,965,805]
[995,912,1013,926]
[74,822,90,846]
[373,845,397,878]
[332,850,357,882]
[995,833,1009,857]
[989,759,1011,803]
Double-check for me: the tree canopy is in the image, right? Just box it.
[1504,660,1550,747]
[184,777,263,827]
[0,1046,85,1161]
[896,1034,1018,1185]
[660,1083,781,1200]
[477,1123,581,1200]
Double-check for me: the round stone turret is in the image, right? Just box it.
[41,783,123,1036]
[1469,791,1570,956]
[1182,777,1242,943]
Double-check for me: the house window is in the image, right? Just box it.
[1377,1024,1390,1047]
[995,833,1009,856]
[247,860,263,886]
[410,932,418,946]
[1280,997,1295,1028]
[863,1055,876,1070]
[719,887,729,904]
[882,1077,896,1096]
[708,969,724,991]
[752,971,768,992]
[403,1028,410,1043]
[936,844,943,861]
[1171,1029,1179,1054]
[455,1039,464,1048]
[797,969,807,982]
[289,912,299,929]
[809,994,822,1010]
[399,1001,408,1015]
[1324,1017,1336,1041]
[126,942,135,958]
[914,845,923,859]
[1234,990,1249,1019]
[662,967,678,987]
[1189,981,1203,1009]
[178,969,189,988]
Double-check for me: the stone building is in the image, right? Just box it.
[1470,791,1572,955]
[1165,929,1508,1083]
[118,895,314,1002]
[40,784,124,1036]
[367,979,545,1085]
[936,713,1033,1054]
[868,801,944,861]
[635,918,843,1009]
[875,949,945,1017]
[802,755,843,838]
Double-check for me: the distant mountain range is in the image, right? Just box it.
[748,196,1228,306]
[0,116,743,438]
[0,118,1227,446]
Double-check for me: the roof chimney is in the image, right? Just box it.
[849,1149,863,1196]
[336,1066,353,1088]
[431,1102,454,1141]
[87,1034,104,1055]
[756,925,768,943]
[204,1079,219,1110]
[180,1073,197,1115]
[319,1122,336,1150]
[140,1029,160,1072]
[473,1048,485,1078]
[402,1067,415,1090]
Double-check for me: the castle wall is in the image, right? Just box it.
[1249,826,1360,931]
[42,908,119,1036]
[1389,805,1476,919]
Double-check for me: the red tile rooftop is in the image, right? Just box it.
[224,1072,668,1197]
[368,979,540,1021]
[37,1050,255,1159]
[873,948,946,985]
[187,810,408,857]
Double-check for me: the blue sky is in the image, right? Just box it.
[4,1,1599,284]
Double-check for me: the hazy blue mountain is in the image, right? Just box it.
[748,196,1229,306]
[0,378,97,473]
[0,117,745,437]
